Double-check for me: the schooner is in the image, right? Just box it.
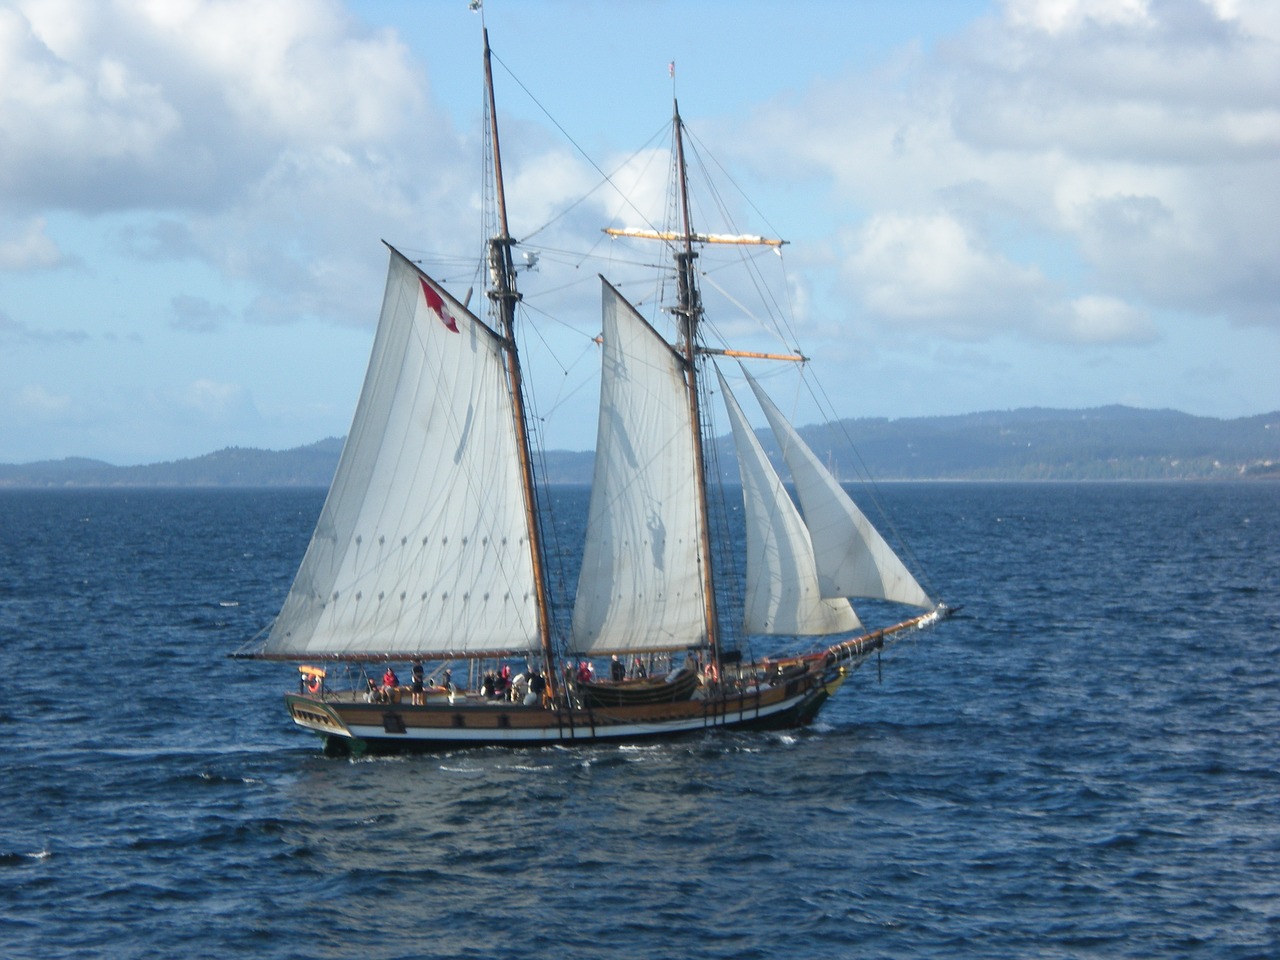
[239,29,950,754]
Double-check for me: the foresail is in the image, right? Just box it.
[262,247,542,659]
[718,368,860,636]
[742,368,934,610]
[570,280,708,654]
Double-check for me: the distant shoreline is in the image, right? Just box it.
[2,477,1277,493]
[3,406,1277,487]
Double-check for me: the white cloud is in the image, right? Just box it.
[594,148,673,232]
[1002,0,1153,34]
[183,378,256,424]
[17,383,73,416]
[735,0,1280,341]
[0,0,477,335]
[0,0,430,213]
[845,212,1051,340]
[0,217,62,270]
[1055,294,1157,344]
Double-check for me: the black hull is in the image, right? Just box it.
[318,686,835,757]
[283,610,945,756]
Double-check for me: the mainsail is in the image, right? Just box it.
[569,279,709,655]
[261,247,542,660]
[741,368,934,610]
[718,367,860,636]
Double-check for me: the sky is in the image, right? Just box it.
[1,0,1278,465]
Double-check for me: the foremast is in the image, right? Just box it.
[482,29,558,696]
[668,100,723,666]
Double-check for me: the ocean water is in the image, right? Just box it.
[1,483,1277,959]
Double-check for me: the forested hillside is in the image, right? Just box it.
[2,407,1277,487]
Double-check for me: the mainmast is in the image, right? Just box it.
[671,100,722,660]
[597,100,794,664]
[483,30,558,694]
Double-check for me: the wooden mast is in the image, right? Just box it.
[596,100,790,673]
[483,29,558,696]
[670,100,722,663]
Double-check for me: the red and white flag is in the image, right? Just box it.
[420,278,460,333]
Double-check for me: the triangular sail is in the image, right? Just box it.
[742,368,934,610]
[718,367,861,636]
[262,247,542,659]
[570,280,708,654]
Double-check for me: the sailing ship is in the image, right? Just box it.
[240,30,950,754]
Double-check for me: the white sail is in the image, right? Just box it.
[262,247,542,659]
[718,367,860,636]
[570,280,708,654]
[743,368,934,609]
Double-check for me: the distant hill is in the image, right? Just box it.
[756,406,1280,482]
[1,407,1277,488]
[0,438,346,488]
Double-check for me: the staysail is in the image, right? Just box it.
[569,279,709,654]
[717,367,860,635]
[261,246,542,659]
[741,368,934,610]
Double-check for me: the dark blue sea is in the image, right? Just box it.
[1,483,1277,959]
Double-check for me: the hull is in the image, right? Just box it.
[280,610,946,755]
[286,665,849,754]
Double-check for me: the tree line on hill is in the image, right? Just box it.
[1,406,1277,488]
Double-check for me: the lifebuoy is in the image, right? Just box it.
[307,675,321,693]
